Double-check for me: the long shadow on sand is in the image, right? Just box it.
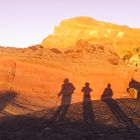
[0,99,140,140]
[82,82,95,123]
[51,79,75,122]
[0,83,140,140]
[101,84,138,134]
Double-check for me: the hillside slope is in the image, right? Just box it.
[0,45,135,115]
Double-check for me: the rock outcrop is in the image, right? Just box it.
[42,16,140,67]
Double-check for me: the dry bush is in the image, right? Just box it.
[108,57,119,65]
[50,48,61,54]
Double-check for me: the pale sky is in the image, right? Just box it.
[0,0,140,48]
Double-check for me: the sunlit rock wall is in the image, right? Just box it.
[42,17,140,58]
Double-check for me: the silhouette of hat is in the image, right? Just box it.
[85,82,90,86]
[64,78,69,83]
[107,83,111,87]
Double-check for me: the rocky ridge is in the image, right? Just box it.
[42,17,140,68]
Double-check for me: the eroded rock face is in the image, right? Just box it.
[42,17,140,67]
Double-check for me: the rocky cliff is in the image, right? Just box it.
[42,17,140,68]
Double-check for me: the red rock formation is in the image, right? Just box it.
[42,16,140,59]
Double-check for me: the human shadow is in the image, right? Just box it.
[101,84,137,129]
[129,78,140,99]
[0,90,17,114]
[52,78,75,121]
[1,98,140,139]
[81,82,95,123]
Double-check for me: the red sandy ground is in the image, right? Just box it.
[0,46,137,114]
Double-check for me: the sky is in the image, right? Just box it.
[0,0,140,48]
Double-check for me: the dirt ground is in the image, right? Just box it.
[0,98,140,140]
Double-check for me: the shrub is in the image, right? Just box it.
[50,48,61,54]
[108,57,119,65]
